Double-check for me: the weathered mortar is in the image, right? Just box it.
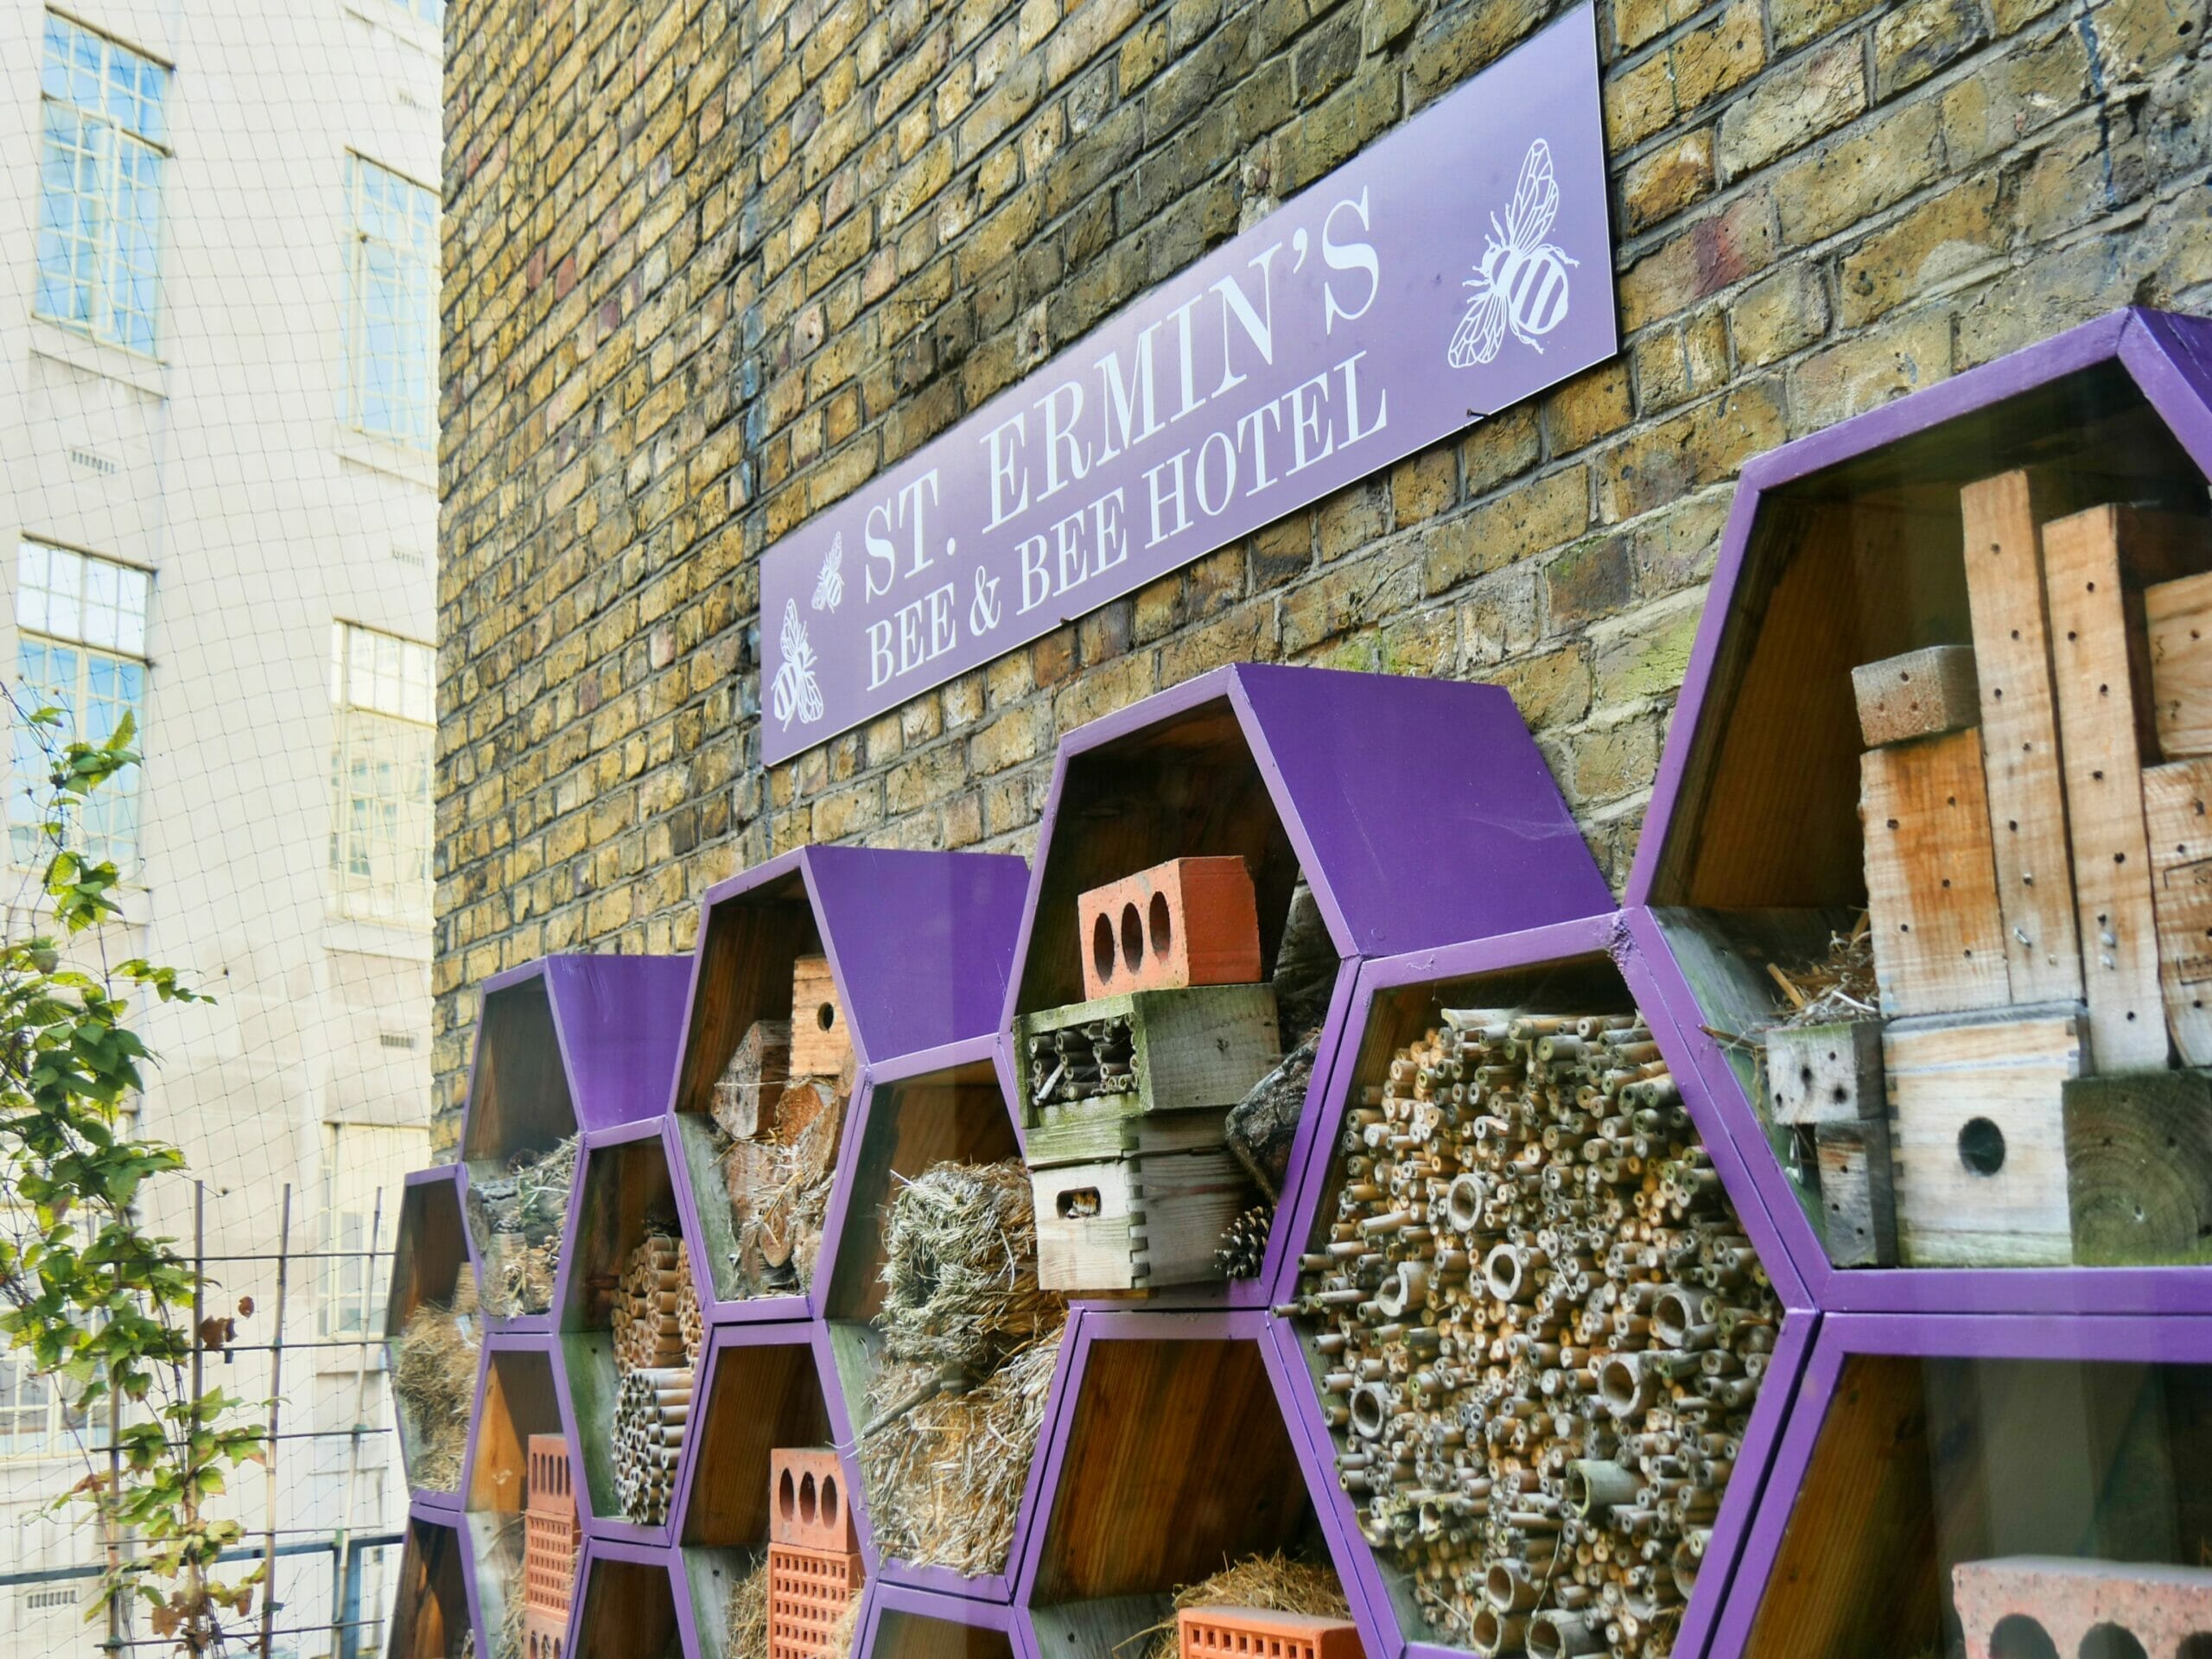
[435,0,2212,1145]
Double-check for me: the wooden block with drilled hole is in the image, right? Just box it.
[1961,470,2083,1004]
[1016,984,1280,1150]
[1030,1147,1249,1292]
[1765,1020,1885,1127]
[2062,1071,2212,1266]
[2146,568,2212,759]
[1077,856,1263,1000]
[1885,1004,2083,1267]
[1815,1117,1897,1268]
[2044,505,2206,1071]
[789,955,850,1078]
[2141,756,2212,1064]
[1853,645,1980,748]
[1860,728,2013,1018]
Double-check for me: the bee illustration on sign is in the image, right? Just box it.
[1447,138,1578,369]
[812,531,844,612]
[770,598,824,730]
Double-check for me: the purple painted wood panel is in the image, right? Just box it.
[664,1318,848,1560]
[1630,307,2212,912]
[855,1575,1046,1659]
[1706,1309,2212,1659]
[543,956,696,1131]
[993,664,1611,1312]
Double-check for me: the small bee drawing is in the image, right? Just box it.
[1447,138,1579,370]
[769,599,825,729]
[812,531,844,612]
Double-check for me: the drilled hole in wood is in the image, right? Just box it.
[1958,1116,2007,1177]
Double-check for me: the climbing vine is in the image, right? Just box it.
[0,697,267,1653]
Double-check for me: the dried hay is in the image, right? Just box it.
[1762,911,1875,1030]
[823,1590,862,1659]
[859,1330,1063,1576]
[392,1296,479,1491]
[493,1516,527,1659]
[722,1080,846,1297]
[877,1160,1059,1376]
[855,1159,1066,1577]
[722,1553,769,1659]
[469,1135,579,1317]
[1121,1554,1351,1659]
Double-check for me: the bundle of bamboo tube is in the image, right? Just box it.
[1278,1010,1781,1659]
[611,1232,696,1373]
[613,1364,692,1526]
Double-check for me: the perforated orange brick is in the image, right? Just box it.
[524,1434,578,1627]
[769,1446,858,1552]
[1179,1608,1363,1659]
[1077,856,1262,999]
[766,1541,863,1659]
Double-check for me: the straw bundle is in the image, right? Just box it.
[1762,911,1875,1030]
[1125,1554,1351,1659]
[877,1160,1059,1376]
[723,1554,770,1659]
[859,1331,1063,1576]
[391,1296,479,1491]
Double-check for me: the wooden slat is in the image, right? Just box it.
[2141,756,2212,1064]
[1742,1355,1942,1658]
[1814,1119,1897,1267]
[1885,1005,2083,1267]
[2146,568,2212,759]
[2044,505,2204,1070]
[1960,470,2082,1004]
[1860,728,2012,1017]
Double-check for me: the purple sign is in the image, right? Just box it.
[760,5,1613,763]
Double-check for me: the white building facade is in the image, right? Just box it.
[0,1,443,1653]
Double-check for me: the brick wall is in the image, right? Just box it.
[435,0,2211,1141]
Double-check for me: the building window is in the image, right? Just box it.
[35,15,167,355]
[318,1124,422,1338]
[390,0,445,22]
[329,623,432,924]
[10,543,150,870]
[0,1351,97,1460]
[343,156,438,449]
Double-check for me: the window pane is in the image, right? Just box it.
[346,157,437,448]
[36,16,164,350]
[329,627,433,922]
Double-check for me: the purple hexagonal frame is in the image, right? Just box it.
[386,1166,481,1512]
[665,846,1030,1325]
[995,663,1613,1312]
[814,1032,1070,1604]
[1012,1306,1386,1659]
[1707,1308,2212,1659]
[461,955,694,1332]
[554,1117,696,1547]
[1262,912,1815,1659]
[1624,305,2212,1316]
[852,1576,1044,1659]
[666,1318,849,1558]
[459,1330,568,1659]
[391,1499,471,1659]
[572,1535,692,1659]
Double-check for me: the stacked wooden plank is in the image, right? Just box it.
[1281,1012,1782,1659]
[1773,473,2212,1268]
[1020,856,1281,1294]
